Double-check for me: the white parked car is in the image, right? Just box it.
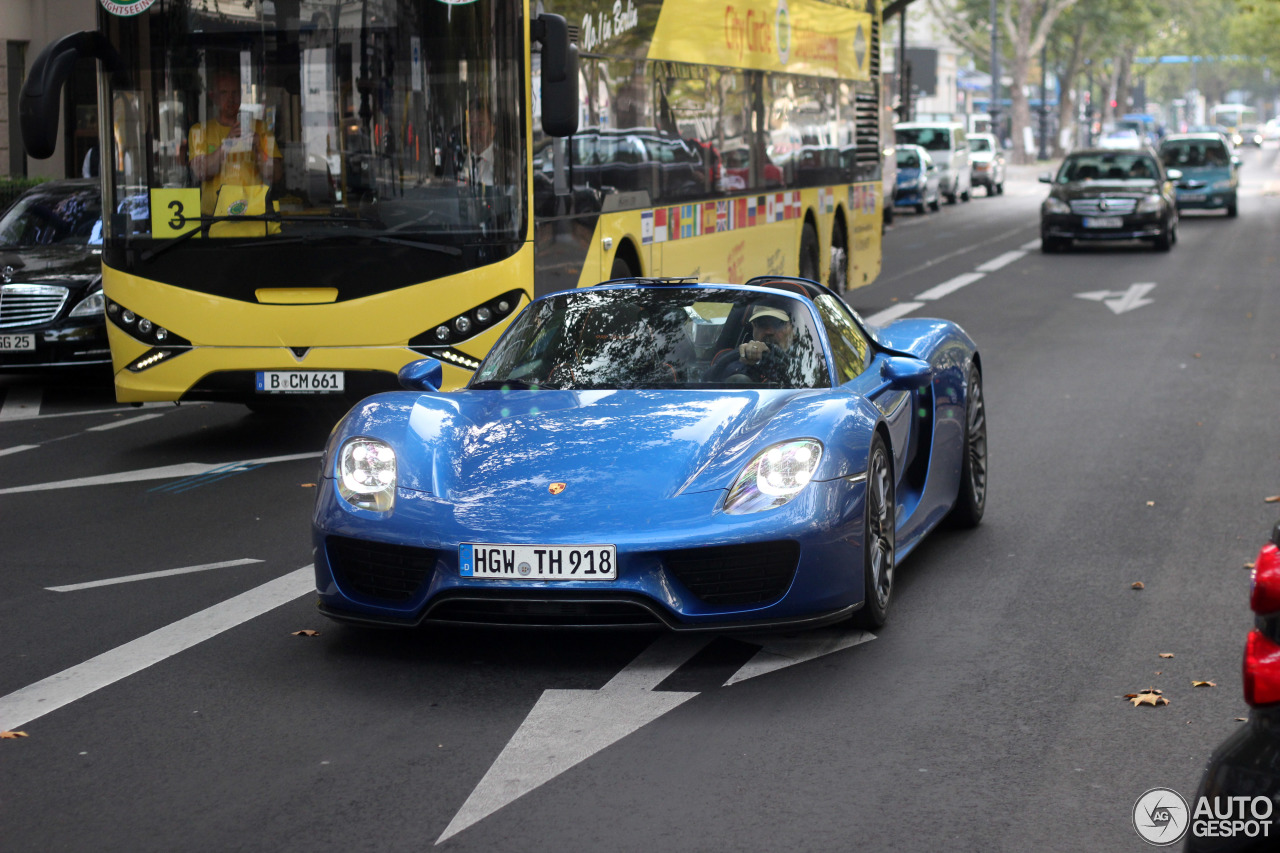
[967,133,1006,196]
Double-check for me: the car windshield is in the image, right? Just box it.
[1058,153,1159,183]
[896,150,921,169]
[896,128,951,151]
[471,287,832,390]
[969,137,992,152]
[1160,140,1229,167]
[0,184,102,248]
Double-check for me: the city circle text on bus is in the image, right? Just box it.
[724,5,775,61]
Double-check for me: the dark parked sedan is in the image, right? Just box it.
[1039,149,1180,252]
[0,179,108,370]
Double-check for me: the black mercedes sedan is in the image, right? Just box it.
[1038,149,1181,252]
[0,179,108,370]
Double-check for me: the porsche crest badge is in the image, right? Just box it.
[548,482,567,495]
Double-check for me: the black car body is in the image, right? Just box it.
[0,179,108,370]
[1186,523,1280,852]
[1039,148,1180,252]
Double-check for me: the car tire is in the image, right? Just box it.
[1154,224,1173,252]
[947,363,987,529]
[883,204,894,226]
[799,222,820,282]
[1227,201,1238,218]
[996,181,1004,195]
[852,433,895,629]
[916,202,927,214]
[961,187,971,202]
[929,195,941,212]
[1041,235,1064,253]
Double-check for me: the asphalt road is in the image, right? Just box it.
[2,146,1278,852]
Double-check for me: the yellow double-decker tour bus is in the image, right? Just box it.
[21,0,885,404]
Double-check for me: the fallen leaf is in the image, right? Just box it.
[291,629,321,637]
[1155,671,1162,675]
[1130,693,1169,707]
[1146,501,1156,507]
[1193,353,1202,358]
[1192,681,1217,688]
[300,483,316,488]
[1235,717,1248,722]
[1266,496,1280,504]
[1132,581,1145,589]
[1246,562,1256,570]
[1159,653,1175,659]
[1,731,28,739]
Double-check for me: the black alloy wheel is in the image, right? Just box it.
[852,434,895,629]
[947,362,988,528]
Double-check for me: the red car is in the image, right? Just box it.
[1186,523,1280,851]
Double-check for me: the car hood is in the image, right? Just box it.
[896,167,923,181]
[970,152,993,164]
[339,388,858,505]
[1172,165,1230,184]
[1051,180,1159,199]
[0,246,101,284]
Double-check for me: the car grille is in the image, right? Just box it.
[426,593,664,627]
[326,535,436,602]
[662,541,800,606]
[1069,198,1137,216]
[0,284,69,328]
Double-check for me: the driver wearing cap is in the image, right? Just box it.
[706,298,796,383]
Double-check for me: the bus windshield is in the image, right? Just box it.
[101,0,526,262]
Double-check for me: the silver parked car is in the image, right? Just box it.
[967,133,1005,196]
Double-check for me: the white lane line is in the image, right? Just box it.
[0,445,39,457]
[0,566,314,733]
[975,250,1027,272]
[0,387,43,421]
[1020,238,1041,250]
[878,223,1032,285]
[916,272,985,301]
[86,413,166,432]
[0,451,321,496]
[865,302,925,326]
[47,558,265,592]
[0,402,170,423]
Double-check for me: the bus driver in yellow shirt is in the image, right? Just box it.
[188,70,281,216]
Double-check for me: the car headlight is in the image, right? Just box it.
[1136,194,1163,213]
[1043,197,1071,215]
[724,439,823,515]
[69,288,105,318]
[337,437,397,511]
[1212,180,1233,191]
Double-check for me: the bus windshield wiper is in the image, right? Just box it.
[139,213,388,261]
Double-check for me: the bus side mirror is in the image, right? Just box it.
[20,31,124,159]
[533,14,579,138]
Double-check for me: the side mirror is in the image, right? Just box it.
[398,358,444,392]
[1166,168,1182,181]
[881,356,932,390]
[20,31,124,159]
[1038,172,1053,183]
[533,14,579,138]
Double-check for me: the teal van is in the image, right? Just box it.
[1158,133,1241,217]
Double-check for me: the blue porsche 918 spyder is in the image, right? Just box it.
[312,276,986,631]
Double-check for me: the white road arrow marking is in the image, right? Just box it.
[724,627,876,685]
[435,634,711,844]
[1075,283,1156,314]
[437,626,878,843]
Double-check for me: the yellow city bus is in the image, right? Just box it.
[20,0,885,404]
